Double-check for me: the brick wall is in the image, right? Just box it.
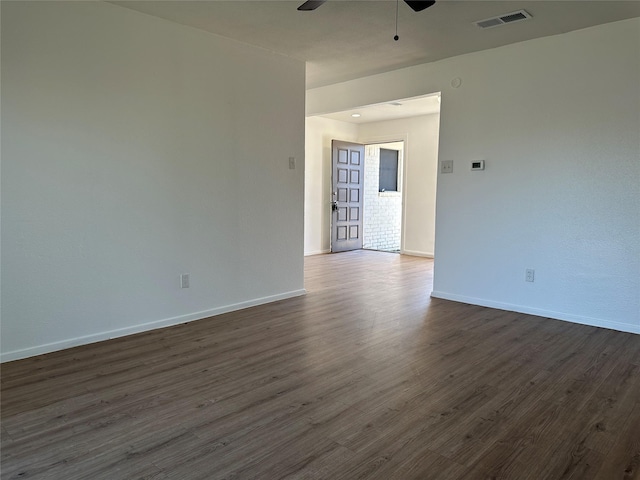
[363,143,403,252]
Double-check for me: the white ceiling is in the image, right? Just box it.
[111,1,639,122]
[320,92,441,123]
[112,0,640,90]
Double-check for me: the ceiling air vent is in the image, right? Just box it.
[475,10,532,29]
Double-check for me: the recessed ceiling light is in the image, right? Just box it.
[351,113,361,118]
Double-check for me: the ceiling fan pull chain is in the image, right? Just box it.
[394,0,400,41]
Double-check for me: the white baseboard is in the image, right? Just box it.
[1,289,307,363]
[402,249,434,258]
[430,291,640,335]
[304,249,330,256]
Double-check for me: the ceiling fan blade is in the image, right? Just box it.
[403,1,436,12]
[297,0,327,11]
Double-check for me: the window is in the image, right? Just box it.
[379,148,399,192]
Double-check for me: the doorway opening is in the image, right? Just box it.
[303,92,441,258]
[363,141,404,253]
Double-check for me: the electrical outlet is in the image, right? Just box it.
[441,160,453,174]
[288,157,296,170]
[525,269,535,283]
[181,274,190,289]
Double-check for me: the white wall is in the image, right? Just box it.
[1,2,306,361]
[307,18,640,333]
[304,116,358,255]
[359,115,440,257]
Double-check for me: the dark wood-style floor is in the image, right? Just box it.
[2,250,639,480]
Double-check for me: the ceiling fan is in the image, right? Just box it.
[298,0,436,12]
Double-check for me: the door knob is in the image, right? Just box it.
[331,201,338,212]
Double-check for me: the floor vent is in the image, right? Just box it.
[475,10,532,29]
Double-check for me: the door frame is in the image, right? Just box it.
[358,133,409,254]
